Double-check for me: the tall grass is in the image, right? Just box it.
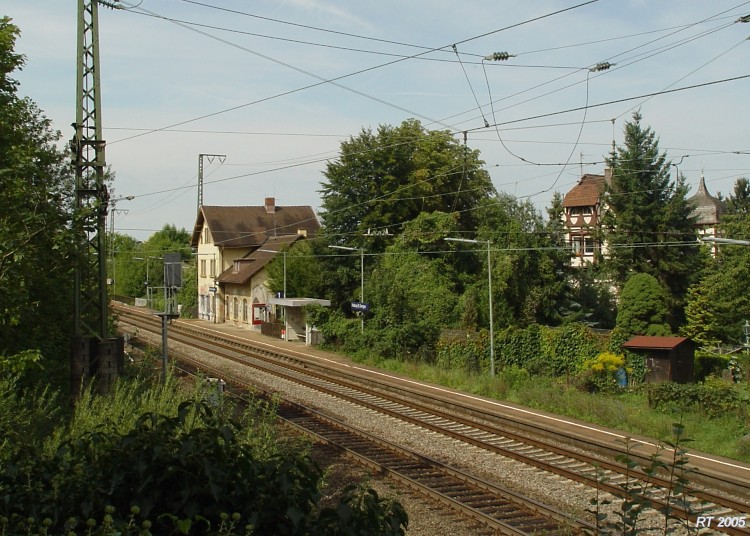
[346,353,750,462]
[0,376,62,461]
[43,370,202,456]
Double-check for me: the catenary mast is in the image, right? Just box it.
[70,0,123,395]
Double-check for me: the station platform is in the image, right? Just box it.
[176,317,353,366]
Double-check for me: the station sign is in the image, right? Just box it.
[209,286,217,293]
[351,301,370,312]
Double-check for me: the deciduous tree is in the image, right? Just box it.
[319,118,496,252]
[0,18,76,384]
[362,212,458,357]
[466,194,570,328]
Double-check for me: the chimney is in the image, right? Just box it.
[264,197,276,214]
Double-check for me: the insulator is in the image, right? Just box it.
[590,62,614,72]
[484,51,515,61]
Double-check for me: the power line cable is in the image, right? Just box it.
[616,35,750,119]
[517,14,744,56]
[450,5,746,132]
[454,44,490,128]
[467,74,750,133]
[110,0,599,144]
[177,0,453,54]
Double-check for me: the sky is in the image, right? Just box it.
[5,0,750,241]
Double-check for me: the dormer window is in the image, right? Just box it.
[570,206,593,216]
[233,260,240,273]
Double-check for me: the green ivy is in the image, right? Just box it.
[435,323,611,380]
[541,323,604,376]
[495,324,543,371]
[435,331,488,373]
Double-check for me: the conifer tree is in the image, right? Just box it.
[601,112,701,323]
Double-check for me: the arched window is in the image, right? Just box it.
[242,298,248,323]
[233,297,239,320]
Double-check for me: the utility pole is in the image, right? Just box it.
[108,193,134,296]
[197,153,226,213]
[70,0,123,397]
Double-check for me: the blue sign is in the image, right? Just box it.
[276,291,285,298]
[209,286,217,293]
[351,301,370,312]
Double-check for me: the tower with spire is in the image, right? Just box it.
[688,173,724,252]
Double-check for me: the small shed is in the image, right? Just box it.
[622,336,695,384]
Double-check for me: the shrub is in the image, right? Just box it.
[0,376,61,463]
[694,350,729,381]
[645,378,748,419]
[579,352,627,393]
[0,391,408,535]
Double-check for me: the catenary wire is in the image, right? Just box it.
[109,0,599,144]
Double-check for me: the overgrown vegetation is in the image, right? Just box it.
[333,337,750,462]
[0,373,408,536]
[3,13,750,534]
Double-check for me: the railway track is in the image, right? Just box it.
[115,304,750,534]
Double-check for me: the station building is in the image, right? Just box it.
[190,198,321,334]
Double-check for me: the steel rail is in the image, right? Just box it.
[164,328,594,535]
[116,305,750,534]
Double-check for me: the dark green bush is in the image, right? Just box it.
[694,351,729,381]
[0,399,407,535]
[645,378,748,419]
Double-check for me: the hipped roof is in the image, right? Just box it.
[191,205,319,248]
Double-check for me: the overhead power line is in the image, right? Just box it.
[110,0,599,144]
[468,74,750,133]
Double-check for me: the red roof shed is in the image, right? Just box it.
[622,336,695,383]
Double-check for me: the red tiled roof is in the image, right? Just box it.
[562,174,605,207]
[622,336,691,350]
